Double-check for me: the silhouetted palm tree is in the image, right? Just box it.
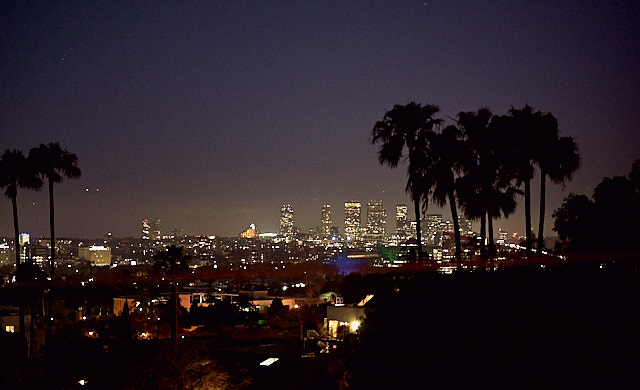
[458,108,520,266]
[371,102,441,260]
[0,149,42,337]
[154,245,190,344]
[457,108,494,259]
[29,143,81,279]
[536,135,580,251]
[492,106,541,257]
[417,125,466,269]
[0,150,42,268]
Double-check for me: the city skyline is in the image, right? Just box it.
[2,1,639,239]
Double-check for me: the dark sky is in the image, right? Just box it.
[2,1,639,239]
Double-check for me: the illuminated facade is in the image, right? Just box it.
[459,217,472,234]
[365,201,386,245]
[151,219,162,241]
[78,245,111,266]
[240,223,259,238]
[280,204,294,237]
[426,214,443,245]
[0,243,12,266]
[395,204,411,239]
[142,219,150,240]
[344,201,361,242]
[321,204,332,238]
[19,233,29,262]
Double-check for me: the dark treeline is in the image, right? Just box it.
[346,265,640,389]
[554,159,640,258]
[372,103,581,265]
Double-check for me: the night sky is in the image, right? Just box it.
[2,1,639,239]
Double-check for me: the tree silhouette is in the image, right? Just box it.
[457,108,520,266]
[417,125,466,269]
[537,135,580,251]
[29,143,81,279]
[492,106,544,257]
[154,245,190,344]
[553,159,639,256]
[0,149,43,269]
[371,102,442,260]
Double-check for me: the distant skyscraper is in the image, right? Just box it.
[426,214,443,246]
[152,219,162,241]
[142,219,150,240]
[344,201,361,241]
[280,204,294,237]
[366,200,386,240]
[321,204,332,238]
[458,217,472,234]
[395,204,410,238]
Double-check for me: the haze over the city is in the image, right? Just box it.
[2,1,639,238]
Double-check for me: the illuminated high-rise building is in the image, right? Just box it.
[426,214,443,246]
[18,233,30,263]
[458,217,472,234]
[395,204,411,239]
[280,204,294,237]
[366,201,386,243]
[151,219,162,241]
[142,219,150,240]
[344,201,361,241]
[321,204,332,238]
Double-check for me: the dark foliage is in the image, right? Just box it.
[553,159,640,256]
[349,267,640,389]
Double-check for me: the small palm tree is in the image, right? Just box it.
[371,102,442,260]
[154,245,190,344]
[0,149,42,268]
[29,143,81,279]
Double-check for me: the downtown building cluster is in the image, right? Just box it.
[275,201,473,250]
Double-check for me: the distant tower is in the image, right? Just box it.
[426,214,443,246]
[395,204,410,238]
[366,201,386,241]
[321,204,332,238]
[142,219,150,240]
[458,217,472,234]
[280,204,294,237]
[344,201,361,242]
[151,219,162,241]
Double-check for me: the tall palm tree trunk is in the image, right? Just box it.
[488,214,495,271]
[537,170,546,253]
[12,196,20,267]
[12,195,26,337]
[29,302,36,357]
[414,196,423,261]
[48,179,55,278]
[524,178,532,257]
[479,213,486,259]
[171,281,177,344]
[448,190,462,270]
